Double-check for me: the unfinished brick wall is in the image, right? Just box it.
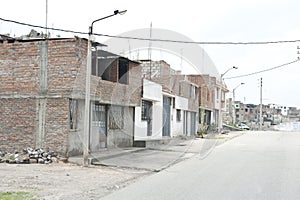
[0,41,40,95]
[0,98,36,152]
[44,98,69,154]
[0,38,87,155]
[140,60,173,92]
[47,38,87,95]
[187,74,215,110]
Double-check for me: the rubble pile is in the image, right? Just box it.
[0,148,59,164]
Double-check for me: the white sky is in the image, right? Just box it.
[1,0,300,108]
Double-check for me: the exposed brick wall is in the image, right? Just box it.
[0,41,40,95]
[47,38,87,95]
[0,37,143,155]
[140,60,173,92]
[187,75,215,110]
[0,98,36,152]
[0,38,88,155]
[44,98,69,154]
[0,38,87,97]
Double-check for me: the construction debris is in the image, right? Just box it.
[0,148,59,164]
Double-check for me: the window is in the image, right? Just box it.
[194,86,198,99]
[109,106,124,129]
[118,58,129,84]
[92,104,106,127]
[179,84,182,96]
[199,87,202,104]
[142,100,152,121]
[101,59,118,82]
[176,109,181,121]
[207,88,210,102]
[69,99,78,130]
[92,52,130,85]
[91,50,98,76]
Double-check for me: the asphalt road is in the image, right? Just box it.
[102,131,300,200]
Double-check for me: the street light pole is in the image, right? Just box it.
[83,10,127,167]
[218,66,237,132]
[232,83,245,125]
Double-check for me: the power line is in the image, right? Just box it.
[0,17,86,35]
[224,59,300,80]
[2,17,300,45]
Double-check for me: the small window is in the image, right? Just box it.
[118,58,129,84]
[176,109,181,121]
[142,100,152,121]
[194,86,198,99]
[92,104,106,126]
[69,99,78,130]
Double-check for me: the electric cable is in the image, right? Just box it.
[224,59,300,79]
[1,17,300,45]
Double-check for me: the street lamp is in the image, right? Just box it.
[221,66,238,80]
[83,10,127,167]
[232,82,245,125]
[218,66,237,132]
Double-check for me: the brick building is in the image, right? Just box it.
[0,37,141,156]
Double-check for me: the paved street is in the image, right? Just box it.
[102,131,300,200]
[69,132,243,171]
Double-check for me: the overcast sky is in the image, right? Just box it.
[1,0,300,108]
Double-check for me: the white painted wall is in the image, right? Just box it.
[151,100,163,139]
[134,106,148,140]
[171,96,189,137]
[134,79,163,141]
[143,79,162,101]
[172,108,183,137]
[175,96,188,110]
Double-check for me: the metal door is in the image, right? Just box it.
[90,104,107,152]
[163,96,171,137]
[183,111,187,135]
[142,100,152,136]
[190,112,196,136]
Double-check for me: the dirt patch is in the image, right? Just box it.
[0,162,151,199]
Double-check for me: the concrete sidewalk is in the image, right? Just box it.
[68,131,245,171]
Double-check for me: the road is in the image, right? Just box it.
[102,131,300,200]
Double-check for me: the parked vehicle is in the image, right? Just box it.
[238,123,250,130]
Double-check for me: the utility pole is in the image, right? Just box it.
[259,78,263,130]
[45,0,48,37]
[218,66,238,132]
[83,10,127,167]
[148,22,152,80]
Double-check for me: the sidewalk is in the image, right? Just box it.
[68,131,245,171]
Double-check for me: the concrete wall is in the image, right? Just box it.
[67,100,85,156]
[172,96,188,137]
[134,79,163,140]
[107,106,134,148]
[172,108,183,137]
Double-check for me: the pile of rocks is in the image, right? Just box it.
[0,148,59,164]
